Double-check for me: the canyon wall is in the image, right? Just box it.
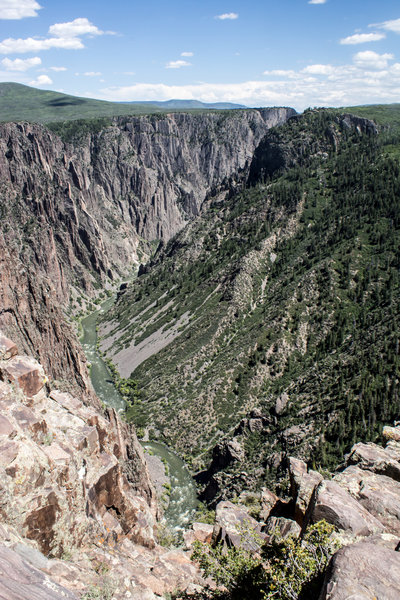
[0,108,295,394]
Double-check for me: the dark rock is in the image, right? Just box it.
[288,456,322,526]
[264,516,301,539]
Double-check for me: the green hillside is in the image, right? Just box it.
[0,82,247,124]
[99,106,400,479]
[0,82,166,123]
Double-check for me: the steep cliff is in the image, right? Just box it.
[99,110,397,467]
[0,108,294,395]
[0,331,204,599]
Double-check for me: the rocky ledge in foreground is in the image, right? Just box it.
[185,424,400,598]
[0,331,204,599]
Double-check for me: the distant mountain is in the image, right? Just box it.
[126,99,247,109]
[0,83,245,124]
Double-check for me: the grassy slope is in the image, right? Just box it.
[0,82,166,123]
[0,82,244,124]
[100,107,400,476]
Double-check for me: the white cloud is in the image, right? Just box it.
[97,55,400,111]
[165,59,191,69]
[308,0,327,4]
[29,74,52,86]
[353,50,393,70]
[50,66,67,71]
[215,13,238,20]
[83,71,102,76]
[302,64,335,75]
[181,51,193,57]
[340,32,386,45]
[263,69,298,78]
[0,36,84,54]
[0,0,41,20]
[1,55,41,70]
[0,17,108,54]
[374,18,400,34]
[48,17,103,39]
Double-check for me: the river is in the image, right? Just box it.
[80,299,198,533]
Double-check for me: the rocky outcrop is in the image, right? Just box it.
[319,542,400,600]
[0,333,204,598]
[248,112,377,184]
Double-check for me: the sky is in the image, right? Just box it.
[0,0,399,110]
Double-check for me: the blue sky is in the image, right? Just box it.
[0,0,399,110]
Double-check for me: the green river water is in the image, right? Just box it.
[80,300,198,533]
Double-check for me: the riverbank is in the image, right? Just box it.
[80,300,198,533]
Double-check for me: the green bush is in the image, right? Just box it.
[190,520,339,600]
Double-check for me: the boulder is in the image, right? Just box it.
[288,456,322,526]
[319,542,400,600]
[1,356,47,399]
[0,334,18,360]
[383,425,400,443]
[0,544,78,600]
[213,501,266,550]
[259,487,279,522]
[274,392,289,416]
[345,441,400,481]
[312,480,385,536]
[264,516,301,540]
[334,465,400,535]
[184,522,214,549]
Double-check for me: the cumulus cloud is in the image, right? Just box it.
[98,52,400,111]
[165,59,191,69]
[0,0,41,20]
[181,51,193,57]
[353,50,393,70]
[340,32,386,45]
[308,0,327,4]
[50,66,67,71]
[83,71,102,76]
[1,55,41,70]
[29,74,52,86]
[48,17,103,38]
[0,17,109,55]
[0,36,84,54]
[263,69,298,78]
[215,13,238,20]
[374,18,400,34]
[302,64,335,75]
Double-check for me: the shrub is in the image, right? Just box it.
[190,520,339,600]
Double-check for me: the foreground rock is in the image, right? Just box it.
[319,542,400,600]
[0,545,78,600]
[0,334,204,598]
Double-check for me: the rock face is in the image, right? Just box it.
[0,109,294,397]
[319,542,400,600]
[0,333,204,598]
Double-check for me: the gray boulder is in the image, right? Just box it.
[334,465,400,535]
[345,441,400,481]
[319,542,400,600]
[312,480,384,536]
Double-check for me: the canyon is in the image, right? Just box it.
[0,100,399,598]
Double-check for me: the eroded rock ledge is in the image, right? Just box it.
[0,331,203,599]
